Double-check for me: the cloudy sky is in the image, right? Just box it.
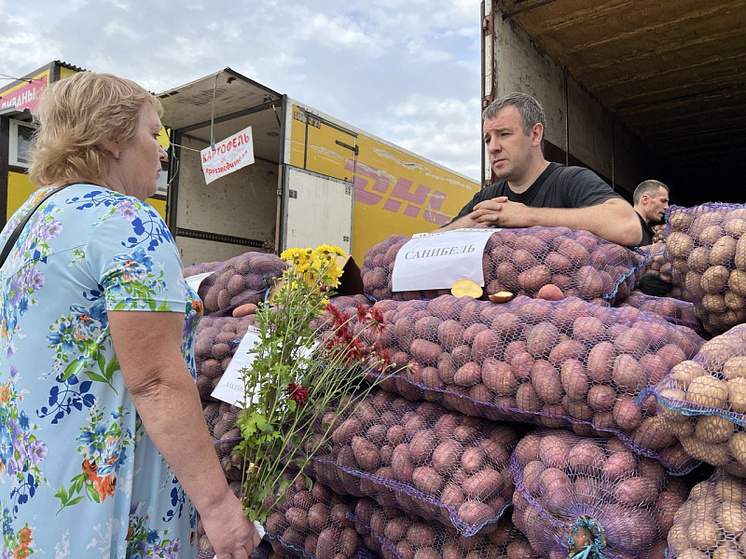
[0,0,483,181]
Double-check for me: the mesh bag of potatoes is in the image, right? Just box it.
[616,291,699,331]
[263,476,363,559]
[511,428,689,559]
[184,259,224,279]
[197,251,287,316]
[202,401,244,481]
[360,227,644,305]
[637,242,682,298]
[652,223,666,244]
[308,388,519,537]
[665,203,746,336]
[641,323,746,476]
[194,315,256,401]
[357,294,704,473]
[350,495,539,559]
[667,468,746,559]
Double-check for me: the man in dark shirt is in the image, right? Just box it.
[633,180,670,246]
[441,93,642,247]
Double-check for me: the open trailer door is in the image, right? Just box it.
[281,166,353,255]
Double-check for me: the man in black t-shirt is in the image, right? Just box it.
[632,180,669,246]
[441,93,642,247]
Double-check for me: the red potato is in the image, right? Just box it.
[353,293,704,473]
[512,428,686,558]
[312,389,519,537]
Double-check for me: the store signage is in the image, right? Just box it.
[200,125,255,185]
[0,74,48,114]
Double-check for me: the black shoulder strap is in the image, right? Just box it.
[0,184,71,269]
[531,164,566,207]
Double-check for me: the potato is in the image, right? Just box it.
[412,466,444,494]
[531,360,562,405]
[410,339,441,366]
[482,358,518,395]
[518,265,552,291]
[687,375,729,408]
[586,384,616,411]
[462,469,504,500]
[431,439,463,475]
[614,476,658,506]
[457,500,495,527]
[408,429,437,464]
[537,467,572,513]
[454,362,482,387]
[586,342,615,383]
[602,450,636,481]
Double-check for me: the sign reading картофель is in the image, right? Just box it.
[200,125,255,185]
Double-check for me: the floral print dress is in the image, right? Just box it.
[0,184,202,558]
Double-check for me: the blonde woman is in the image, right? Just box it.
[0,72,261,558]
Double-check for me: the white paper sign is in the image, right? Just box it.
[391,228,496,292]
[184,271,214,293]
[210,326,262,408]
[200,126,255,185]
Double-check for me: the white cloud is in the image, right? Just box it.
[0,0,482,179]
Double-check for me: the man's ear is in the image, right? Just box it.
[531,123,543,147]
[100,139,120,161]
[641,194,650,204]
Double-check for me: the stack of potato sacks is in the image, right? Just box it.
[644,203,746,558]
[185,251,286,558]
[189,206,746,559]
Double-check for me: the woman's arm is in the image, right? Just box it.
[109,310,261,559]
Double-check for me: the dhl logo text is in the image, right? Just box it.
[345,161,450,226]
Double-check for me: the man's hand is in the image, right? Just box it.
[470,196,534,228]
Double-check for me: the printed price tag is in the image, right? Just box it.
[210,326,261,408]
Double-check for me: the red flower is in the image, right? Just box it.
[324,303,346,326]
[287,382,309,406]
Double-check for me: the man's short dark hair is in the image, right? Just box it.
[483,93,547,149]
[633,180,669,206]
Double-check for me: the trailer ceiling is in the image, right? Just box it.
[157,68,284,163]
[497,0,746,204]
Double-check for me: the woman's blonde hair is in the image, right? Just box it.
[29,71,163,187]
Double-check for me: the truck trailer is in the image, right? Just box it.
[157,68,480,266]
[481,0,745,204]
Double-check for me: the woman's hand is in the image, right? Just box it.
[200,493,262,558]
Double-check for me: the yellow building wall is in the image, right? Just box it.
[288,103,479,263]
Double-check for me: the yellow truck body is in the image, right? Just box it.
[0,61,168,226]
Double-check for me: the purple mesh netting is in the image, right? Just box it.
[641,323,746,476]
[346,294,704,474]
[665,202,746,336]
[510,428,688,559]
[360,227,645,305]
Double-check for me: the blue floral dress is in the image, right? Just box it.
[0,184,202,558]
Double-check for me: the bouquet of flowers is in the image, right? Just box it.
[233,245,395,523]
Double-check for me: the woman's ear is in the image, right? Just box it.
[100,139,120,161]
